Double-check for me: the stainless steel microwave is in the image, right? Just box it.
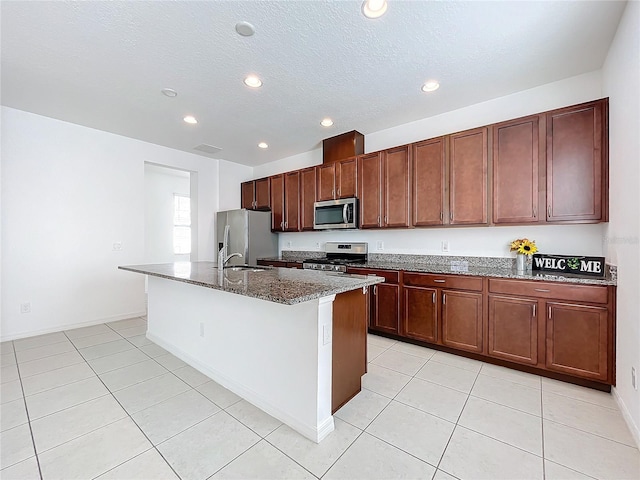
[314,198,358,230]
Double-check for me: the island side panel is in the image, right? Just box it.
[145,275,335,442]
[332,287,369,413]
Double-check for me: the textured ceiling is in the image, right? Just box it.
[0,1,626,166]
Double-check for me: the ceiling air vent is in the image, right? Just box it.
[193,144,223,155]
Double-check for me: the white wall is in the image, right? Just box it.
[1,107,219,340]
[602,0,640,445]
[218,159,253,211]
[265,71,606,258]
[144,164,191,264]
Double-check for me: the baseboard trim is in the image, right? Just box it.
[147,332,335,443]
[612,386,640,451]
[0,310,147,342]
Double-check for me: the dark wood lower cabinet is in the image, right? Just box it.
[371,283,400,335]
[403,286,438,343]
[332,288,368,413]
[546,302,609,381]
[441,290,483,353]
[488,295,538,366]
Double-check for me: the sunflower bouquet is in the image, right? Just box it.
[510,238,538,257]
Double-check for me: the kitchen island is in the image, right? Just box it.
[118,262,383,442]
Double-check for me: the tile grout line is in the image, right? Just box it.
[60,328,185,480]
[541,376,547,479]
[11,341,45,480]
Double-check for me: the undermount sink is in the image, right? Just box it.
[224,265,268,272]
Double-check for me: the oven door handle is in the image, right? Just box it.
[343,204,349,224]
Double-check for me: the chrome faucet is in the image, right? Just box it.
[218,224,244,268]
[223,252,243,266]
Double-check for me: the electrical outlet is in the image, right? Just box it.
[112,241,123,251]
[442,240,450,253]
[20,302,31,314]
[376,241,384,250]
[286,241,292,248]
[315,242,321,249]
[322,324,331,345]
[632,367,637,390]
[199,322,205,338]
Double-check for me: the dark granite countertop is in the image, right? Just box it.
[119,262,384,305]
[260,252,616,286]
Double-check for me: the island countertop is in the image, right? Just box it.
[119,262,384,305]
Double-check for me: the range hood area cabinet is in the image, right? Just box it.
[240,98,609,232]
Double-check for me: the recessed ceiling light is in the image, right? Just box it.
[258,142,268,149]
[362,0,388,19]
[183,115,198,124]
[320,118,334,127]
[235,21,255,37]
[161,88,178,97]
[244,75,262,88]
[421,80,440,92]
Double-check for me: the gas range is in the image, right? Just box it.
[302,242,368,273]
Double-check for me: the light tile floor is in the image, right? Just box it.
[1,319,639,479]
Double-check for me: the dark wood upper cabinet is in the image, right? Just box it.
[269,174,284,231]
[546,100,606,222]
[488,295,539,366]
[337,157,358,198]
[300,167,317,231]
[546,302,609,381]
[317,163,336,202]
[358,153,383,229]
[241,178,270,211]
[317,157,358,201]
[493,116,542,224]
[383,146,411,228]
[412,137,446,226]
[283,171,300,232]
[449,128,488,225]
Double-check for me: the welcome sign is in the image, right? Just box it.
[532,254,606,277]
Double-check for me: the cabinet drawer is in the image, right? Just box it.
[488,279,608,304]
[403,272,483,292]
[347,268,399,284]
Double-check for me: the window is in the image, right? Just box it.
[173,194,191,254]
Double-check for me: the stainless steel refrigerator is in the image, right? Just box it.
[216,209,278,266]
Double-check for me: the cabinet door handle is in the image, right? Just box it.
[434,279,446,283]
[337,188,341,197]
[384,216,388,225]
[450,212,453,221]
[533,304,536,317]
[377,216,381,226]
[535,288,550,292]
[548,306,552,319]
[284,221,288,228]
[440,212,443,221]
[373,285,377,295]
[442,293,446,305]
[533,207,537,218]
[432,292,436,303]
[332,189,335,197]
[548,205,551,217]
[280,221,284,229]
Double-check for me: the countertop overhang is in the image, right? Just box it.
[119,262,384,305]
